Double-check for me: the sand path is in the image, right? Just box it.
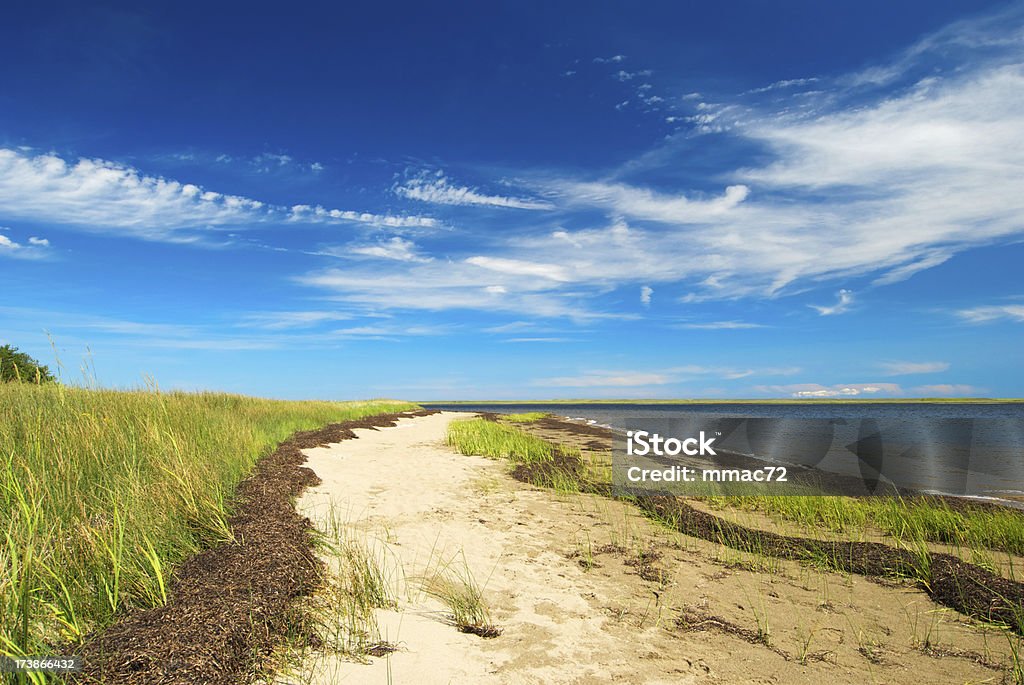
[280,412,1016,685]
[285,411,704,684]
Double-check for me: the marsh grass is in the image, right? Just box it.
[447,417,590,496]
[421,554,500,637]
[0,382,415,660]
[446,417,558,464]
[712,495,1024,558]
[500,412,549,423]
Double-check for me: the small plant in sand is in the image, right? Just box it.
[574,531,597,570]
[307,537,398,661]
[421,558,501,638]
[1008,633,1023,685]
[795,620,823,665]
[743,585,772,645]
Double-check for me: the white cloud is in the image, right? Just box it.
[594,55,627,63]
[289,204,438,229]
[252,152,293,171]
[879,360,950,375]
[810,290,853,316]
[640,285,653,306]
[534,371,673,387]
[557,182,750,223]
[744,77,819,95]
[466,256,571,282]
[676,321,765,330]
[483,321,536,333]
[534,37,1024,301]
[535,364,798,388]
[613,69,651,82]
[241,311,354,330]
[348,237,433,262]
[956,304,1024,323]
[295,263,624,320]
[757,382,902,398]
[328,325,445,340]
[0,148,267,240]
[504,337,571,343]
[0,147,436,241]
[912,384,985,396]
[871,249,953,286]
[396,174,552,210]
[298,12,1024,316]
[0,232,49,259]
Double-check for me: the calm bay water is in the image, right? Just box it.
[423,402,1024,501]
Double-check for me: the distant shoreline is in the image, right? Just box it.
[420,397,1024,405]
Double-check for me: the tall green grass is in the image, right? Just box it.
[446,418,558,463]
[712,495,1024,557]
[0,382,415,660]
[501,412,549,423]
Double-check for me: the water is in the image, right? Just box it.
[423,402,1024,501]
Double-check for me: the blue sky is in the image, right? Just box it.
[1,1,1022,400]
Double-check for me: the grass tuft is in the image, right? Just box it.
[422,557,501,638]
[447,417,559,464]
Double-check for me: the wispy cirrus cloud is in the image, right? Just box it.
[810,290,854,316]
[912,384,985,396]
[555,181,749,223]
[292,10,1024,319]
[465,256,571,282]
[240,310,355,330]
[328,324,448,340]
[535,364,799,388]
[288,204,439,229]
[162,149,326,175]
[0,148,266,240]
[296,261,617,320]
[0,147,437,241]
[956,304,1024,324]
[676,321,765,330]
[396,173,552,210]
[534,371,672,387]
[346,237,433,262]
[504,337,572,343]
[879,360,950,375]
[743,77,819,95]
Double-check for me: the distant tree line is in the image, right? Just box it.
[0,344,55,383]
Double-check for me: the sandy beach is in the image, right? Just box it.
[278,411,1019,685]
